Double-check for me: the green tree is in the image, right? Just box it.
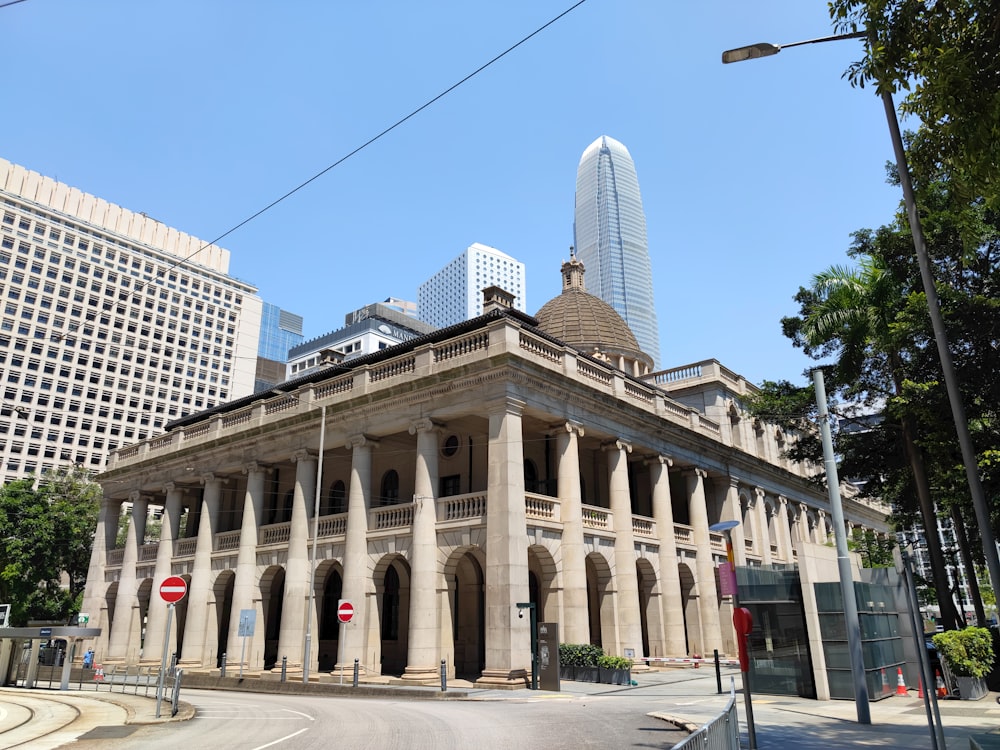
[0,467,101,626]
[829,0,1000,208]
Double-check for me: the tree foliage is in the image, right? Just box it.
[829,0,1000,208]
[0,467,101,626]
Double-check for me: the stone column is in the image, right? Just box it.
[107,492,148,663]
[276,451,316,671]
[80,495,122,659]
[475,397,530,689]
[604,439,643,657]
[685,468,722,655]
[228,463,268,671]
[179,474,223,667]
[777,496,794,561]
[556,421,589,645]
[816,509,829,544]
[754,488,773,566]
[649,455,686,656]
[403,419,441,682]
[722,476,747,566]
[141,484,184,665]
[340,435,376,668]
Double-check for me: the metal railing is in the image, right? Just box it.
[670,677,740,750]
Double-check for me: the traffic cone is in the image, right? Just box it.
[93,664,104,682]
[881,668,890,695]
[918,675,924,699]
[935,669,947,698]
[896,668,908,696]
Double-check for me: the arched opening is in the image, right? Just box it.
[637,559,659,659]
[174,574,192,659]
[136,578,152,653]
[261,566,285,670]
[213,570,235,667]
[585,553,612,648]
[524,459,539,494]
[678,562,696,656]
[450,551,485,678]
[378,558,410,675]
[327,480,346,515]
[318,567,343,671]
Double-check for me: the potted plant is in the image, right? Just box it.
[598,654,632,685]
[933,627,995,700]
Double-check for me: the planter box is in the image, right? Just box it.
[599,667,632,685]
[956,676,989,701]
[574,667,599,683]
[559,666,575,681]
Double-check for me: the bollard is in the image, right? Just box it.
[353,659,359,688]
[714,649,722,694]
[440,659,447,692]
[220,653,227,678]
[280,656,287,682]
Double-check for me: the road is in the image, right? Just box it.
[66,685,689,750]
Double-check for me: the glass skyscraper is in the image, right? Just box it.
[573,135,660,366]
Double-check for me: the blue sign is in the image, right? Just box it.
[39,627,52,637]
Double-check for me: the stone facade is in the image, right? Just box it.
[80,308,889,686]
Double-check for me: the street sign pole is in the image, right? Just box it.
[155,603,173,718]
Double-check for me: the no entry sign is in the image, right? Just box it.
[337,600,354,623]
[159,576,187,604]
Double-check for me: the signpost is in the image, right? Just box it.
[237,609,256,678]
[337,600,352,684]
[156,576,187,718]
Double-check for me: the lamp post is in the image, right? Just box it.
[722,28,1000,627]
[710,519,757,749]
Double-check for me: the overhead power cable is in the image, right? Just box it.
[140,0,589,290]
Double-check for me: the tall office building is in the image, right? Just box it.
[254,303,304,392]
[417,243,525,329]
[0,158,262,481]
[574,135,661,366]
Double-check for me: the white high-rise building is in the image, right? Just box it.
[417,243,525,328]
[0,158,261,481]
[574,136,661,367]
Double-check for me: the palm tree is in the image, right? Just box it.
[797,251,963,630]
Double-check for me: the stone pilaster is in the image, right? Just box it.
[556,421,589,646]
[107,492,148,663]
[722,476,747,566]
[648,455,687,656]
[777,496,794,561]
[685,468,722,656]
[604,439,643,657]
[403,419,441,682]
[753,488,773,565]
[141,484,184,665]
[340,435,376,669]
[276,451,317,671]
[179,474,223,667]
[475,397,530,689]
[228,463,269,671]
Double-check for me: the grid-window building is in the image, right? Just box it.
[254,303,304,392]
[417,243,525,328]
[0,158,261,481]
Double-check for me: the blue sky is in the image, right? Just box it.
[3,1,904,387]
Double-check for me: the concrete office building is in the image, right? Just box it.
[574,136,661,367]
[417,243,525,328]
[0,158,261,481]
[81,256,888,686]
[286,302,435,379]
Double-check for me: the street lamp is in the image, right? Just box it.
[722,28,1000,633]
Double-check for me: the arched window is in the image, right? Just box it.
[328,480,346,515]
[380,470,399,506]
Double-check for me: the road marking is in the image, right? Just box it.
[251,728,309,749]
[281,708,315,721]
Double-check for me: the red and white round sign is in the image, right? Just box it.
[159,576,187,604]
[337,600,354,623]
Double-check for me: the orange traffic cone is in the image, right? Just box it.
[881,668,890,695]
[918,675,925,699]
[935,669,947,698]
[896,668,908,696]
[93,664,104,682]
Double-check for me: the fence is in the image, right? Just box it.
[670,677,741,750]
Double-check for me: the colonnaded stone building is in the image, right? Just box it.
[80,258,889,687]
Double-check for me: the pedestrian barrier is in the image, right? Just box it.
[669,677,740,750]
